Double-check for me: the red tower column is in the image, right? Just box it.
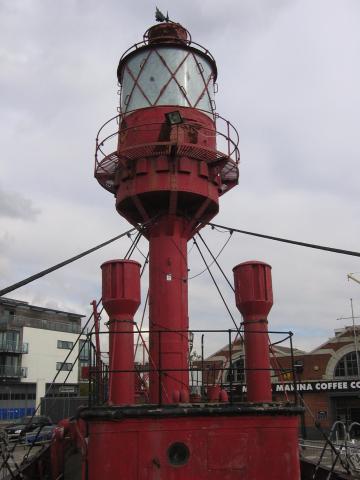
[148,215,189,404]
[233,261,273,403]
[101,260,141,405]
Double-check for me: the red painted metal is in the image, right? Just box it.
[50,425,65,480]
[94,110,239,197]
[233,261,273,402]
[114,106,221,230]
[86,415,301,479]
[101,259,141,404]
[91,300,101,366]
[91,300,103,397]
[146,22,189,44]
[207,384,221,402]
[148,215,189,404]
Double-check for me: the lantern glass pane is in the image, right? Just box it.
[120,47,215,115]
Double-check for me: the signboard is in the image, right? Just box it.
[59,386,76,394]
[227,380,360,394]
[273,380,360,393]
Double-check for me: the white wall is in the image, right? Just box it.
[21,326,85,406]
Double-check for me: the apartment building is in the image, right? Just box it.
[0,297,87,420]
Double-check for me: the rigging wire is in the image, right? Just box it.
[124,231,142,259]
[267,338,290,403]
[134,289,149,360]
[134,253,149,359]
[207,222,360,258]
[187,242,196,256]
[195,231,234,291]
[192,237,243,341]
[124,231,148,261]
[3,218,359,300]
[132,241,148,261]
[0,227,137,297]
[188,230,233,281]
[134,323,171,403]
[140,254,149,276]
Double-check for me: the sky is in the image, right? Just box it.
[1,0,360,357]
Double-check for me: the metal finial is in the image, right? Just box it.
[155,7,169,22]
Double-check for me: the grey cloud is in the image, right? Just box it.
[0,185,40,221]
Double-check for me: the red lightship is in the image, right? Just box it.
[82,17,302,480]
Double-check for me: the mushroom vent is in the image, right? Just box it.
[101,260,141,319]
[232,261,273,318]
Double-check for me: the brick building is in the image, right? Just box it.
[203,326,360,438]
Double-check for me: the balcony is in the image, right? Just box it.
[0,365,27,378]
[0,341,28,354]
[0,315,81,334]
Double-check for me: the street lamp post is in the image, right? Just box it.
[350,298,360,379]
[337,299,360,379]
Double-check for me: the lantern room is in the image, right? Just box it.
[118,23,217,116]
[94,22,239,231]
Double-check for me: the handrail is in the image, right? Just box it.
[2,315,82,334]
[94,111,240,174]
[86,327,296,407]
[117,37,216,84]
[95,108,238,148]
[0,365,27,377]
[0,341,28,354]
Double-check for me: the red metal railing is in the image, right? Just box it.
[87,327,297,407]
[117,33,216,80]
[94,110,240,194]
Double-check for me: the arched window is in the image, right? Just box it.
[226,357,245,383]
[334,351,360,377]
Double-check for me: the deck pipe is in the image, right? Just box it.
[101,259,141,405]
[233,261,273,403]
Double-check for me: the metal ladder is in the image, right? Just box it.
[0,431,23,479]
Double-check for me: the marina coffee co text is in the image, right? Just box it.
[234,380,360,394]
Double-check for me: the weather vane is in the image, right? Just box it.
[155,7,170,22]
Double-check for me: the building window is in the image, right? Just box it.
[0,330,20,352]
[56,362,73,371]
[79,339,89,362]
[226,357,245,383]
[334,351,360,377]
[57,340,74,350]
[12,393,26,400]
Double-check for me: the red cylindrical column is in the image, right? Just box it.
[101,259,141,405]
[148,215,189,404]
[233,261,273,403]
